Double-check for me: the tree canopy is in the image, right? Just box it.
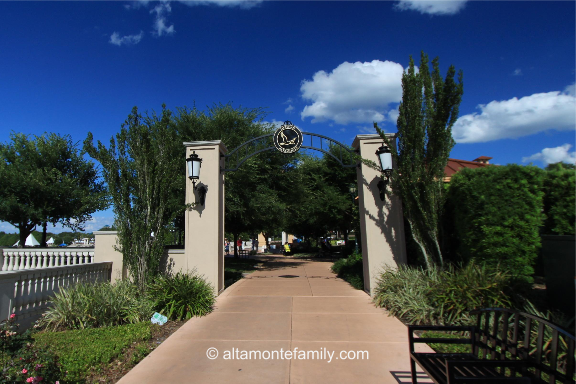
[0,132,108,247]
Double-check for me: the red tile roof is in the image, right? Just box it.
[444,158,491,181]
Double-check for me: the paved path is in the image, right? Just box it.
[118,257,432,384]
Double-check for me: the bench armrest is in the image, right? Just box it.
[408,325,475,352]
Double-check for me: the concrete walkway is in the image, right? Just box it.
[118,257,432,384]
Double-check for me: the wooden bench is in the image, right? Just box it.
[409,308,575,384]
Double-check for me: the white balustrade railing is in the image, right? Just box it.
[0,249,94,271]
[0,262,112,328]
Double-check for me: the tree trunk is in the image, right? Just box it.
[40,222,48,247]
[263,232,270,252]
[18,222,34,248]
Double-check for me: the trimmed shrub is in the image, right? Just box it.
[38,280,154,331]
[542,163,575,235]
[445,165,545,282]
[147,272,215,320]
[374,262,518,326]
[331,251,364,290]
[34,322,152,382]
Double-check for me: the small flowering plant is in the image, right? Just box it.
[0,315,62,383]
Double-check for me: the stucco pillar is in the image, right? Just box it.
[93,231,126,283]
[184,141,227,295]
[352,134,407,296]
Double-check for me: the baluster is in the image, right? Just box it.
[30,252,37,269]
[39,252,46,269]
[65,252,71,266]
[4,251,12,271]
[17,252,25,270]
[47,252,54,268]
[89,252,94,263]
[23,251,30,269]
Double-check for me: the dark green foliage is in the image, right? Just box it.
[373,263,517,326]
[148,272,215,320]
[377,51,463,268]
[542,163,575,235]
[446,165,545,281]
[34,322,152,382]
[331,252,364,290]
[37,281,154,331]
[0,132,108,247]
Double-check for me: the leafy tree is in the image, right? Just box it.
[542,162,575,235]
[376,52,463,268]
[84,105,182,291]
[0,133,108,247]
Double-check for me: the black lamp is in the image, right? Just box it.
[186,151,202,188]
[375,144,393,201]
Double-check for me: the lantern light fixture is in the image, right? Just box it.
[186,151,202,189]
[375,143,393,201]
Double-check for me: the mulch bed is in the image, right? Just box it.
[85,320,186,383]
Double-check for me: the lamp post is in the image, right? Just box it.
[375,143,393,200]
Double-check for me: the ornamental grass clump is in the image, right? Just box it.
[147,272,215,321]
[38,280,154,331]
[374,262,517,326]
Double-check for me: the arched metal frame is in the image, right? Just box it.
[223,132,359,172]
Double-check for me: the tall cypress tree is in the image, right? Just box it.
[377,52,463,268]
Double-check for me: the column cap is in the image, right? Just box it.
[183,141,228,154]
[352,133,397,150]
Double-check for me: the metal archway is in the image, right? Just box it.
[223,131,359,172]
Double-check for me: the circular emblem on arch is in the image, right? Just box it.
[273,121,303,154]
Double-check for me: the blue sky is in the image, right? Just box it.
[1,0,574,233]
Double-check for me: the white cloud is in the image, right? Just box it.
[394,0,467,15]
[452,89,576,143]
[513,68,522,76]
[300,60,404,125]
[565,83,575,96]
[522,144,576,165]
[178,0,263,9]
[151,2,175,36]
[285,105,294,114]
[109,31,144,46]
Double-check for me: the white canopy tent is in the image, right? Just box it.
[25,234,40,247]
[47,237,55,245]
[13,234,41,247]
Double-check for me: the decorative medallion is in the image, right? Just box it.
[273,121,303,154]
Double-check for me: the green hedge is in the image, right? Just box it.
[331,252,364,290]
[542,163,575,235]
[445,165,544,281]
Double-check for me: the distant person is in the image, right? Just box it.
[252,237,258,251]
[237,238,242,251]
[225,239,230,255]
[283,242,291,256]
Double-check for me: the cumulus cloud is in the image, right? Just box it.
[394,0,467,15]
[178,0,263,9]
[109,31,144,46]
[300,60,404,125]
[452,89,576,143]
[565,83,575,96]
[285,105,294,114]
[522,144,576,166]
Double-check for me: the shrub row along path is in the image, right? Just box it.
[118,256,432,384]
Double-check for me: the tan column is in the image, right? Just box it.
[352,134,407,296]
[184,141,227,295]
[93,231,125,283]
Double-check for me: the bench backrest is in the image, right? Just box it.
[471,308,575,384]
